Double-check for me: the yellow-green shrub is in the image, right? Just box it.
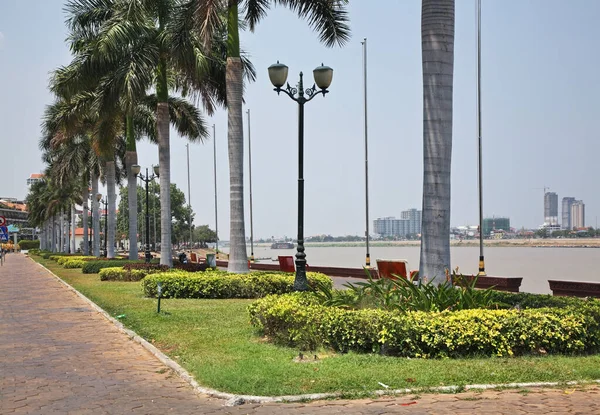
[63,259,87,268]
[142,271,332,299]
[248,293,600,358]
[56,255,95,265]
[99,266,166,281]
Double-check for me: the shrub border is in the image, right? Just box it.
[249,292,600,358]
[30,255,600,405]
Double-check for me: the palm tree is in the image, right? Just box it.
[64,0,233,266]
[418,0,455,283]
[190,0,350,272]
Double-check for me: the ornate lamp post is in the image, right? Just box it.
[268,61,333,291]
[97,193,107,257]
[132,164,159,263]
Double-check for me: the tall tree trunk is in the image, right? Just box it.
[53,215,58,252]
[126,113,139,260]
[71,204,77,253]
[59,210,65,253]
[92,173,100,257]
[419,0,455,284]
[226,0,248,273]
[82,182,89,255]
[157,56,172,267]
[106,160,117,259]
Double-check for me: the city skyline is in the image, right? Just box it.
[2,1,600,238]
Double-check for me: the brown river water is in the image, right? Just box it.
[225,245,600,295]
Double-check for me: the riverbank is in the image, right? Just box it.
[286,238,600,248]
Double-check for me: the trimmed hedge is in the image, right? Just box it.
[123,263,170,272]
[142,271,332,299]
[56,256,96,265]
[99,266,168,281]
[488,291,598,309]
[18,240,40,250]
[63,259,88,269]
[248,293,600,358]
[82,260,149,274]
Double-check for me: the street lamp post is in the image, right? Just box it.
[97,194,107,257]
[132,165,159,263]
[268,61,333,291]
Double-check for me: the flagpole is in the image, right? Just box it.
[477,0,486,275]
[213,124,219,256]
[247,109,255,263]
[362,38,371,268]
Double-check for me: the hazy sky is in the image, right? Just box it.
[1,0,599,239]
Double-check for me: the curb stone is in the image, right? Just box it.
[33,256,600,407]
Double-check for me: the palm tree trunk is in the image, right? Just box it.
[82,183,89,255]
[126,151,139,260]
[106,160,117,259]
[92,173,100,257]
[126,113,139,260]
[59,210,65,253]
[71,204,77,253]
[157,56,172,267]
[53,215,58,252]
[226,0,248,273]
[419,0,455,284]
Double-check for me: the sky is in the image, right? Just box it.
[1,0,600,240]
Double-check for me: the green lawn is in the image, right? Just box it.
[37,257,600,397]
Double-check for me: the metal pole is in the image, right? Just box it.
[362,38,371,268]
[186,143,193,248]
[247,109,255,263]
[477,0,486,276]
[213,124,219,255]
[295,72,308,291]
[152,183,156,252]
[145,168,151,263]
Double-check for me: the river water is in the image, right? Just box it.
[225,245,600,295]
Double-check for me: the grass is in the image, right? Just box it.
[36,256,600,397]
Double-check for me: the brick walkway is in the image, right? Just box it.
[1,254,599,414]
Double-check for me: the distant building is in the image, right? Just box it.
[482,217,510,236]
[374,209,422,238]
[27,173,44,187]
[561,197,575,230]
[400,208,422,235]
[571,200,585,229]
[544,192,558,226]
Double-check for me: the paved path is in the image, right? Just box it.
[1,254,599,414]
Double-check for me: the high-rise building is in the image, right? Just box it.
[561,197,575,230]
[400,208,422,235]
[374,209,422,238]
[482,217,510,236]
[571,200,585,229]
[544,192,558,225]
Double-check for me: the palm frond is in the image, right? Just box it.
[271,0,350,47]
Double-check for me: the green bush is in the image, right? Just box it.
[82,260,146,274]
[488,291,599,309]
[63,259,87,269]
[99,266,168,281]
[248,293,600,358]
[142,271,332,299]
[48,253,78,261]
[312,274,503,312]
[18,240,40,250]
[57,256,96,265]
